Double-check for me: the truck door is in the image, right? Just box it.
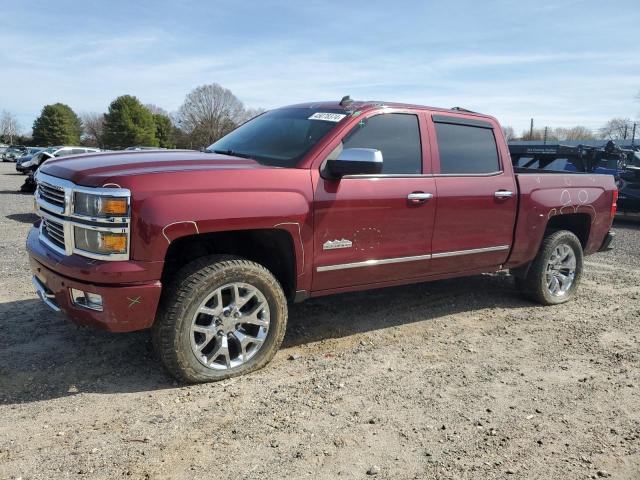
[428,114,517,274]
[311,111,436,291]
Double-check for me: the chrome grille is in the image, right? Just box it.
[38,182,65,208]
[34,171,131,261]
[42,217,65,249]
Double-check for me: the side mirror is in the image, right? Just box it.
[326,148,383,178]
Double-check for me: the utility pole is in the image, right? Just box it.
[529,118,534,140]
[543,126,548,145]
[623,124,628,140]
[632,123,637,148]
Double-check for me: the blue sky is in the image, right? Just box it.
[1,0,639,135]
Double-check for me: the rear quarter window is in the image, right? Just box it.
[434,121,500,174]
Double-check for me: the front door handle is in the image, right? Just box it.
[407,192,434,204]
[494,190,514,198]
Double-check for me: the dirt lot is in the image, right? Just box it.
[0,161,638,480]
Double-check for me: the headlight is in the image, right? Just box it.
[74,192,128,217]
[74,227,127,255]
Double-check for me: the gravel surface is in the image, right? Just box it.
[0,161,638,479]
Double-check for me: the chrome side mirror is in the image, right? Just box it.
[326,148,383,177]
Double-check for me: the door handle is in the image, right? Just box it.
[494,190,514,198]
[407,192,433,204]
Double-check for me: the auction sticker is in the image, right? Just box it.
[308,112,347,122]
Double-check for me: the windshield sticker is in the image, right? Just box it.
[308,112,347,122]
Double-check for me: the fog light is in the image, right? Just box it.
[70,288,103,311]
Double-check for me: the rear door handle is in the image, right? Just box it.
[407,192,434,204]
[494,190,514,198]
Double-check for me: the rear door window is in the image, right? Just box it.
[434,120,500,174]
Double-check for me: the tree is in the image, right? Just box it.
[32,103,82,146]
[153,113,175,148]
[237,107,265,125]
[102,95,158,149]
[599,118,633,140]
[177,83,246,148]
[80,112,105,147]
[520,127,545,141]
[0,111,21,144]
[501,126,516,141]
[145,104,170,116]
[561,126,596,141]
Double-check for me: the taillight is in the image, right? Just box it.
[611,189,618,217]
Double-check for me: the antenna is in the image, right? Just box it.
[339,95,353,107]
[451,106,477,113]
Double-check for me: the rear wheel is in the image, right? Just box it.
[515,230,583,305]
[152,255,288,383]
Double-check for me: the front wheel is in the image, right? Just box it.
[152,255,288,383]
[515,230,583,305]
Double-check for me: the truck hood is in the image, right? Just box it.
[39,150,269,187]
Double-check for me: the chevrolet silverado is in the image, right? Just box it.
[27,98,617,382]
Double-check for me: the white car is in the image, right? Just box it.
[19,146,100,172]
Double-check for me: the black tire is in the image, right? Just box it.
[152,255,288,383]
[516,230,583,305]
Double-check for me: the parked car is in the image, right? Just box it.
[28,98,616,383]
[2,145,28,162]
[617,155,640,214]
[125,146,167,151]
[15,147,45,173]
[0,144,8,155]
[18,146,100,173]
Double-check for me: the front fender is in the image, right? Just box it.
[124,168,314,286]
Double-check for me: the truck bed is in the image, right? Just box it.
[506,171,616,268]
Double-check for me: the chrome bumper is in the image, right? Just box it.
[32,275,61,312]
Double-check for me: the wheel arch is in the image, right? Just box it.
[545,213,591,249]
[511,212,590,279]
[161,228,299,301]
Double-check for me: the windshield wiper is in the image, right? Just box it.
[211,149,253,159]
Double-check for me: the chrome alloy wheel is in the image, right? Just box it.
[190,282,270,370]
[545,243,576,297]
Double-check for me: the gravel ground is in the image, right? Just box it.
[0,161,638,480]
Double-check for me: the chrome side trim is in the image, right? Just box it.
[342,174,432,179]
[317,254,432,272]
[431,245,510,259]
[341,171,504,179]
[316,245,511,272]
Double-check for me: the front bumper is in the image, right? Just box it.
[27,226,163,332]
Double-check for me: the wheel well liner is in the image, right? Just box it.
[162,229,297,300]
[545,213,591,248]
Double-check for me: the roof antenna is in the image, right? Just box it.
[339,95,353,107]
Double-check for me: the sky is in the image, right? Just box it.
[1,0,639,136]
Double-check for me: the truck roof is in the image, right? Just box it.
[282,100,495,120]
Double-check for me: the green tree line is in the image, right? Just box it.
[20,83,262,150]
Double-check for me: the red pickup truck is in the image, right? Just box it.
[28,98,617,383]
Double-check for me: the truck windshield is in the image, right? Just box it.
[206,108,346,167]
